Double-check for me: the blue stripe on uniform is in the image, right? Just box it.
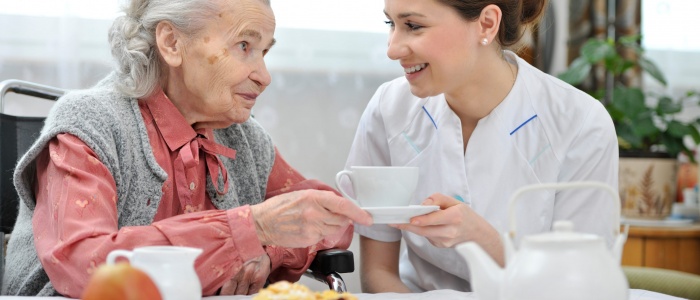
[509,114,538,135]
[422,106,438,129]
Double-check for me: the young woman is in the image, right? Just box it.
[343,0,619,293]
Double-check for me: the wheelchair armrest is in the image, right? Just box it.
[308,249,354,275]
[303,249,354,292]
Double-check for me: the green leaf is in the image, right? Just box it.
[666,120,691,138]
[656,96,682,115]
[616,124,644,149]
[612,87,646,118]
[558,57,591,85]
[581,39,616,63]
[688,126,700,144]
[660,134,684,158]
[605,104,625,121]
[619,35,643,54]
[618,60,636,75]
[625,43,644,55]
[639,57,668,86]
[604,56,626,74]
[630,114,659,138]
[591,89,606,100]
[619,34,641,46]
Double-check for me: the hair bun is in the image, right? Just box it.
[521,0,548,25]
[108,14,154,97]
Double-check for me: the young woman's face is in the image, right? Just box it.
[176,0,276,128]
[384,0,482,98]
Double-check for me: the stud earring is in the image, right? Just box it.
[481,38,488,46]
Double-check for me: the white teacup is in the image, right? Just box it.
[335,166,419,207]
[107,246,203,300]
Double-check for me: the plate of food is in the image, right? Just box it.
[254,280,357,300]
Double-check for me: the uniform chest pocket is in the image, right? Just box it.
[510,117,559,183]
[388,126,440,167]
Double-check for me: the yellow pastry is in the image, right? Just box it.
[253,281,357,300]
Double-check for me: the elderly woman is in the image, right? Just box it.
[2,0,371,297]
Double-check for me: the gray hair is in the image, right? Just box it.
[108,0,223,98]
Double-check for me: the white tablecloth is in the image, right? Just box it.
[2,289,683,300]
[211,289,684,300]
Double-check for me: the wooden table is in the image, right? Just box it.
[621,224,700,275]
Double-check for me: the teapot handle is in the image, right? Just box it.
[507,181,621,239]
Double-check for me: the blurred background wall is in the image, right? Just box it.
[1,0,698,294]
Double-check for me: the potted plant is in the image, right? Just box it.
[558,35,700,219]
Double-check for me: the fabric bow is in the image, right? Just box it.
[177,134,237,196]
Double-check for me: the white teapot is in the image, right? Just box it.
[456,181,629,300]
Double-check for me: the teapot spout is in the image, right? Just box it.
[456,242,503,300]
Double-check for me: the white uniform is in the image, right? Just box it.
[345,51,619,292]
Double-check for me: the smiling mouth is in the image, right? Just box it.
[405,63,428,74]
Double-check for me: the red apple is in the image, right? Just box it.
[81,262,162,300]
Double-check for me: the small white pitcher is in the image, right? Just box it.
[107,246,203,300]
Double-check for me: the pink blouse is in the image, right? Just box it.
[32,89,352,298]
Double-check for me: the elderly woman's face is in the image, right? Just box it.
[171,0,275,128]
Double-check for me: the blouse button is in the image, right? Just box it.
[190,182,196,190]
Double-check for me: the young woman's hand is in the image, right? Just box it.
[389,193,504,265]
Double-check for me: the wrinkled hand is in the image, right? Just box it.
[390,193,498,248]
[251,190,372,248]
[220,253,271,295]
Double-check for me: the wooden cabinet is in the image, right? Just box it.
[621,224,700,275]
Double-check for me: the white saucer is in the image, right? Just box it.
[362,205,440,224]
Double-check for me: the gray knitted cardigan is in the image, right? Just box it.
[2,73,275,296]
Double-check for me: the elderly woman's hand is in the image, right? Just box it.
[219,253,271,295]
[251,190,372,248]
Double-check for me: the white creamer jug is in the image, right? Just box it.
[107,246,203,300]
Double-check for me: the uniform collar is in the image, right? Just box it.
[483,50,538,137]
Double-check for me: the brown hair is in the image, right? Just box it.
[436,0,548,47]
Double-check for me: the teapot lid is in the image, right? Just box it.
[525,220,600,243]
